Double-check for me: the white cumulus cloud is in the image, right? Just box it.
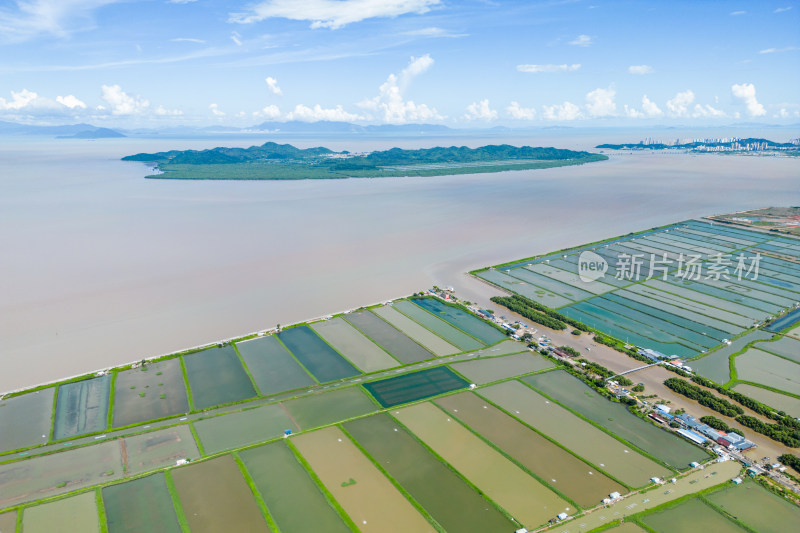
[230,0,440,29]
[0,89,41,110]
[464,99,497,121]
[517,63,580,73]
[759,46,798,54]
[56,94,86,109]
[641,95,663,117]
[666,90,694,117]
[101,85,150,115]
[155,105,182,116]
[209,103,225,116]
[265,77,282,95]
[506,101,536,120]
[774,6,792,13]
[585,87,616,117]
[286,104,363,122]
[569,34,592,46]
[254,104,281,119]
[542,101,582,121]
[692,104,726,118]
[357,54,442,124]
[731,83,766,117]
[628,65,653,75]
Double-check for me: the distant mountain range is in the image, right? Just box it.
[0,121,126,138]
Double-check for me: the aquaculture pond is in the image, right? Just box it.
[450,352,553,384]
[478,381,670,487]
[292,426,434,532]
[736,348,800,396]
[277,326,360,383]
[372,305,460,356]
[182,345,256,410]
[235,336,315,396]
[0,439,123,508]
[123,425,200,475]
[52,374,111,440]
[435,392,626,508]
[393,402,570,528]
[756,335,800,363]
[690,330,773,384]
[283,386,377,429]
[705,480,800,533]
[21,491,99,533]
[363,366,468,408]
[310,317,399,373]
[0,511,15,532]
[344,413,516,532]
[170,455,269,533]
[524,371,708,468]
[238,441,350,533]
[193,404,296,454]
[0,388,54,453]
[112,358,189,428]
[411,298,506,344]
[732,383,800,417]
[393,300,484,351]
[344,310,434,364]
[641,497,746,533]
[102,473,182,533]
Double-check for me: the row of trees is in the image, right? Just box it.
[736,416,800,448]
[699,416,744,436]
[692,375,799,429]
[779,453,800,474]
[663,378,744,417]
[490,294,590,332]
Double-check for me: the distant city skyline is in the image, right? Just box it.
[0,0,798,127]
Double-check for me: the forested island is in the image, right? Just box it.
[121,142,607,180]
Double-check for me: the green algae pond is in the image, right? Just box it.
[21,491,99,533]
[392,299,484,351]
[372,305,460,356]
[283,386,377,429]
[450,352,553,384]
[112,358,189,428]
[52,374,111,440]
[435,392,626,508]
[238,441,350,533]
[102,473,182,533]
[277,326,360,382]
[182,345,256,410]
[193,404,296,454]
[344,413,516,532]
[344,310,435,364]
[524,371,708,468]
[394,401,571,528]
[478,381,671,488]
[705,480,800,533]
[170,455,269,533]
[310,317,400,373]
[363,366,468,408]
[411,298,506,344]
[641,497,747,533]
[0,388,54,454]
[235,336,316,396]
[123,425,200,475]
[292,425,434,532]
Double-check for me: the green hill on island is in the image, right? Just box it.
[122,142,607,180]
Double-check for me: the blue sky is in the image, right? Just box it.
[0,0,798,127]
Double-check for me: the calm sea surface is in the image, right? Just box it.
[1,133,798,392]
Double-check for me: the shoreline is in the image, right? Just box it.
[1,293,412,399]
